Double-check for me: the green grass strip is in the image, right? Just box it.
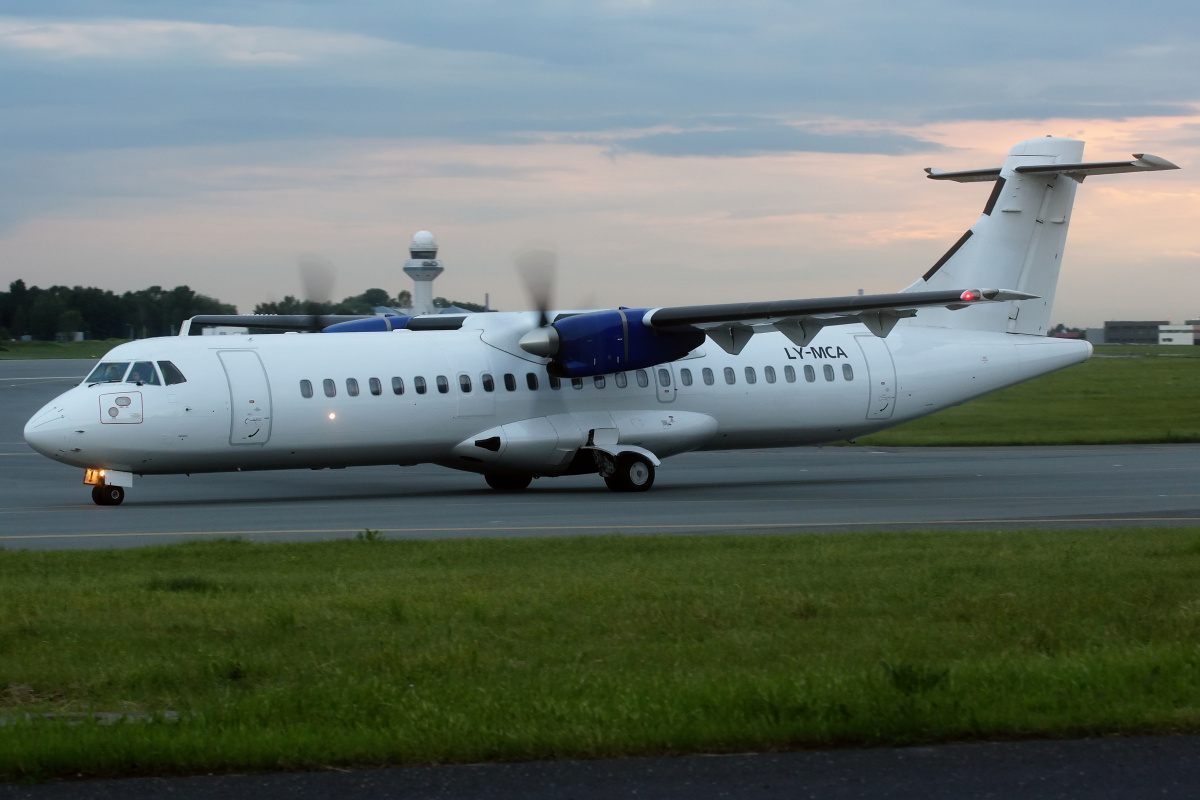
[0,339,127,360]
[860,345,1200,445]
[3,529,1200,780]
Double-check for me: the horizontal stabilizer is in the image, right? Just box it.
[926,153,1179,183]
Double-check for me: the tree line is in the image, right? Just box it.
[0,281,491,340]
[253,289,488,315]
[0,281,236,341]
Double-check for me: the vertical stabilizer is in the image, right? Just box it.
[906,137,1085,335]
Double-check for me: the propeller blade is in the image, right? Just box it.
[298,254,336,331]
[516,248,557,328]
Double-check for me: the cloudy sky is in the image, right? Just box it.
[1,0,1197,326]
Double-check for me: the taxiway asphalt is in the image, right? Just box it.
[4,359,1199,550]
[4,735,1200,799]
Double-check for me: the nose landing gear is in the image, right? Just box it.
[91,484,125,506]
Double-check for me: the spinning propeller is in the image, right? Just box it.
[298,254,337,332]
[516,248,562,357]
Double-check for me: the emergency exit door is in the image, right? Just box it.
[218,350,273,445]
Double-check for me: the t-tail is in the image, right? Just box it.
[904,137,1178,335]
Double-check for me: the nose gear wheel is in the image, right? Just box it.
[91,484,125,506]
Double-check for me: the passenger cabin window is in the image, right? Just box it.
[784,365,796,383]
[369,377,382,395]
[323,378,337,397]
[764,366,776,384]
[504,373,517,391]
[744,367,756,385]
[414,376,427,395]
[702,368,714,386]
[549,376,561,390]
[615,372,628,388]
[635,370,649,388]
[823,364,835,382]
[127,362,160,385]
[87,361,130,384]
[459,374,472,393]
[572,378,583,390]
[804,365,816,383]
[680,368,693,386]
[392,377,405,395]
[526,373,539,390]
[482,373,495,392]
[724,367,736,385]
[300,380,313,398]
[346,378,360,397]
[843,364,854,381]
[594,376,606,389]
[158,361,187,385]
[658,368,671,387]
[436,375,449,394]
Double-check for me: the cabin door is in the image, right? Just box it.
[218,350,273,445]
[854,335,897,420]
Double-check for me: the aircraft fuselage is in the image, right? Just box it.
[23,313,1090,480]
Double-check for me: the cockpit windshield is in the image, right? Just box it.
[157,361,187,385]
[126,361,161,386]
[86,362,130,384]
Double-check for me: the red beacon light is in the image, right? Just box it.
[960,290,981,301]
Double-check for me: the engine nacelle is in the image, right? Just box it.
[323,315,412,333]
[524,308,704,378]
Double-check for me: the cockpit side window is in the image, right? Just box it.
[86,362,130,384]
[158,361,187,385]
[126,361,161,385]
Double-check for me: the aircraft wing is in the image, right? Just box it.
[180,314,469,334]
[644,288,1035,354]
[184,314,372,333]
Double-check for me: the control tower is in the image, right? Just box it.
[403,230,443,315]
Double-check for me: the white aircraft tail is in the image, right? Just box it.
[903,137,1177,335]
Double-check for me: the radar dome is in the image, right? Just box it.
[411,231,437,249]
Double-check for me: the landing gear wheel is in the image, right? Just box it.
[485,474,533,492]
[604,454,655,493]
[91,484,125,506]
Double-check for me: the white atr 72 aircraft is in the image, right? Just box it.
[24,137,1179,505]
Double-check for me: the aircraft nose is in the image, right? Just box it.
[24,403,68,457]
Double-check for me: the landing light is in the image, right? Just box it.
[328,412,336,420]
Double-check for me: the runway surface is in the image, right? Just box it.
[4,734,1200,800]
[4,359,1200,550]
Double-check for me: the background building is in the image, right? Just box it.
[1103,321,1169,345]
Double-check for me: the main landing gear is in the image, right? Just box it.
[482,451,657,493]
[485,474,533,492]
[600,452,655,493]
[91,484,125,506]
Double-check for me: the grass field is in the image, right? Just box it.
[3,529,1200,780]
[0,339,127,360]
[859,344,1200,446]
